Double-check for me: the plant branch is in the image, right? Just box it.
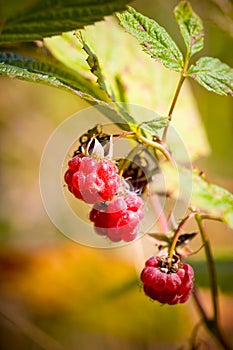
[193,214,232,350]
[168,74,186,121]
[192,285,209,322]
[195,214,219,321]
[192,285,232,350]
[136,127,173,162]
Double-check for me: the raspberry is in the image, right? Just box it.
[89,192,144,242]
[140,255,194,305]
[64,155,121,204]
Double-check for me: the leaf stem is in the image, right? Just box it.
[168,74,186,121]
[162,74,185,142]
[162,49,190,142]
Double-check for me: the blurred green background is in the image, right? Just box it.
[0,0,233,349]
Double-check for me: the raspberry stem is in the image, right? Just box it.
[135,126,173,163]
[168,212,194,266]
[195,214,219,321]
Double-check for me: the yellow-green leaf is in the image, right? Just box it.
[117,6,184,72]
[174,1,204,58]
[187,57,233,96]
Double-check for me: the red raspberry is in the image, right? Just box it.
[64,155,121,204]
[140,255,194,305]
[89,192,144,242]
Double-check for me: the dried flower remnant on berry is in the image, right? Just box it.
[64,137,121,204]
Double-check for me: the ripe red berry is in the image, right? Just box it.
[140,255,194,305]
[64,155,121,204]
[89,192,144,242]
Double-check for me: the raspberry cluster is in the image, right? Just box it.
[64,155,121,204]
[89,192,144,242]
[64,138,144,243]
[140,255,194,305]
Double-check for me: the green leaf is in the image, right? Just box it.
[0,52,139,129]
[174,1,204,58]
[45,20,210,161]
[77,32,113,99]
[188,257,233,293]
[187,57,233,96]
[0,0,130,43]
[139,117,169,137]
[117,6,184,72]
[161,164,233,229]
[0,51,108,102]
[192,171,233,227]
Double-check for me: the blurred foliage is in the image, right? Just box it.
[0,1,233,349]
[0,243,193,349]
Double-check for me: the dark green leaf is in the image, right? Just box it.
[188,257,233,293]
[0,0,130,43]
[187,57,233,96]
[140,117,169,137]
[174,1,204,58]
[0,51,138,129]
[117,6,184,72]
[0,51,108,102]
